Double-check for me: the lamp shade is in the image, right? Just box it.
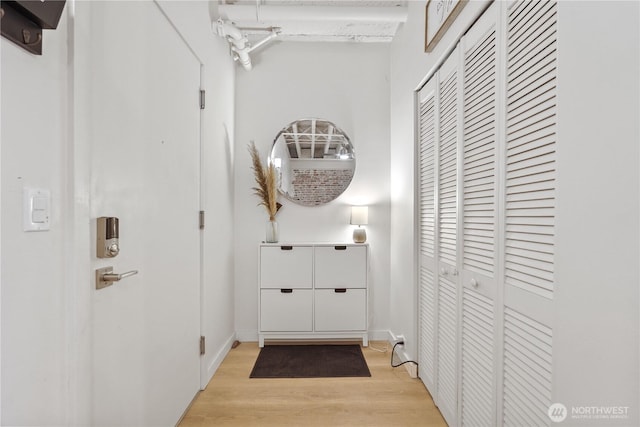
[350,206,369,225]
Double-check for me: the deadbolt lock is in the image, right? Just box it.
[97,217,119,258]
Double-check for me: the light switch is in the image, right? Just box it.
[32,197,49,223]
[32,196,48,211]
[23,188,51,231]
[32,209,47,223]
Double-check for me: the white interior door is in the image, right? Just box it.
[435,47,460,427]
[417,77,438,395]
[416,45,461,427]
[502,1,557,425]
[459,3,499,425]
[88,2,201,425]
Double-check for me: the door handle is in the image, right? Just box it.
[103,270,138,282]
[96,266,139,290]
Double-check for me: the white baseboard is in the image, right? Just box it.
[234,329,390,344]
[388,330,418,378]
[367,329,390,342]
[234,329,258,343]
[201,332,236,390]
[394,346,418,378]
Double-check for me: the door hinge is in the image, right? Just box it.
[200,89,205,110]
[200,336,205,355]
[199,210,205,230]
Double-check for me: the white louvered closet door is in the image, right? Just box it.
[502,0,557,426]
[416,46,461,427]
[459,3,500,426]
[417,77,438,395]
[417,1,559,425]
[435,47,460,427]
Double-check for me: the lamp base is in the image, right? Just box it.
[353,228,367,244]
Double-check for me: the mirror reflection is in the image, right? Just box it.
[270,118,356,206]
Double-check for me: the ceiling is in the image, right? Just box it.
[277,119,354,160]
[218,0,408,43]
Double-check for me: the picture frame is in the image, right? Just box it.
[425,0,468,52]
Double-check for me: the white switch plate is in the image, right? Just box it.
[23,188,51,232]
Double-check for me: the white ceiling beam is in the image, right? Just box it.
[292,123,302,159]
[324,125,334,154]
[219,5,408,23]
[310,119,316,159]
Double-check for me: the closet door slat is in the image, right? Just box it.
[462,288,495,426]
[505,0,557,300]
[437,277,458,421]
[439,69,459,265]
[419,266,436,391]
[463,26,496,277]
[420,93,437,259]
[503,307,553,427]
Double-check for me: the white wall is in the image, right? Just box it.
[554,2,639,424]
[1,11,71,425]
[1,0,236,424]
[388,0,490,362]
[389,0,639,422]
[234,41,391,341]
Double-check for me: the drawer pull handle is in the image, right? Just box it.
[334,288,347,293]
[280,245,293,250]
[280,289,293,293]
[334,245,347,250]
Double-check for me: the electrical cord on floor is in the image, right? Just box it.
[367,342,389,353]
[390,341,419,369]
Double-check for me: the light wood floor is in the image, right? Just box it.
[179,341,447,427]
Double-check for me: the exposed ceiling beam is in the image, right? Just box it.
[219,5,408,23]
[218,2,407,43]
[310,119,316,158]
[293,122,302,159]
[324,125,334,155]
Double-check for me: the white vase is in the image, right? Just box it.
[266,220,279,243]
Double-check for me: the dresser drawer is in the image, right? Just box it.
[314,245,367,289]
[314,288,366,331]
[260,289,312,332]
[260,245,313,289]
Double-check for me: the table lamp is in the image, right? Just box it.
[350,206,368,243]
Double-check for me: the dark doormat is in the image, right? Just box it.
[249,344,371,378]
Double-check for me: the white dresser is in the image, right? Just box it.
[258,243,369,347]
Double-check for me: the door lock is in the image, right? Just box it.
[97,217,120,258]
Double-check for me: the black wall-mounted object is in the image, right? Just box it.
[0,0,66,55]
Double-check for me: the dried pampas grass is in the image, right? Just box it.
[248,141,279,221]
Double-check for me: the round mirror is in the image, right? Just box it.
[270,119,355,206]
